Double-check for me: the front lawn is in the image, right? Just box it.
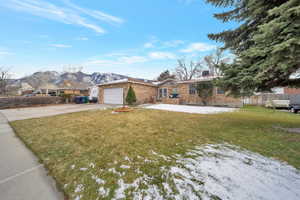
[11,106,300,199]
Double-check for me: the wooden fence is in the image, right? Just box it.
[243,94,300,106]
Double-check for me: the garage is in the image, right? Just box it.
[103,88,123,104]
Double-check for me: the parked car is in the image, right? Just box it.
[289,104,300,113]
[265,100,290,109]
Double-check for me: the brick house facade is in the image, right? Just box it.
[157,79,242,107]
[98,78,242,107]
[98,79,157,104]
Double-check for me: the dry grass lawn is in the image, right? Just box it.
[11,106,300,199]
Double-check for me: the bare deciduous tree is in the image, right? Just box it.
[175,59,203,81]
[203,48,230,76]
[0,67,10,95]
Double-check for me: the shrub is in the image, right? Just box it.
[126,86,137,105]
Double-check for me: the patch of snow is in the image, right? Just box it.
[145,104,237,114]
[70,164,75,169]
[108,168,124,176]
[151,150,171,161]
[106,144,300,199]
[98,187,109,197]
[79,168,88,171]
[74,184,84,193]
[98,78,128,86]
[113,179,127,199]
[91,175,106,185]
[74,195,82,200]
[120,165,131,169]
[124,156,131,162]
[89,163,95,168]
[166,144,300,200]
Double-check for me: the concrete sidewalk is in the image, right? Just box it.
[0,113,63,200]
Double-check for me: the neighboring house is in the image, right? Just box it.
[22,88,89,96]
[97,77,242,107]
[54,88,89,96]
[272,87,300,94]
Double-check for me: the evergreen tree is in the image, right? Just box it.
[206,0,300,96]
[126,86,137,105]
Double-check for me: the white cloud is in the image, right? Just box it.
[63,0,124,25]
[0,51,13,56]
[4,0,124,33]
[178,0,196,5]
[180,42,216,53]
[119,56,148,64]
[144,38,185,49]
[76,37,89,41]
[148,52,176,60]
[50,44,72,48]
[144,42,154,48]
[162,40,185,48]
[87,56,147,67]
[39,34,49,38]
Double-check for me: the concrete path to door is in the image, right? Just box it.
[0,104,113,200]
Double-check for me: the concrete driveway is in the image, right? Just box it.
[0,104,112,200]
[0,104,113,121]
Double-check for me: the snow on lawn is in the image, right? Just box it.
[167,144,300,200]
[121,144,300,199]
[145,104,237,114]
[68,144,300,200]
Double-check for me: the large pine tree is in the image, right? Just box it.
[207,0,300,96]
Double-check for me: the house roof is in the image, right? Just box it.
[154,76,219,86]
[97,76,219,87]
[177,76,217,84]
[97,78,157,87]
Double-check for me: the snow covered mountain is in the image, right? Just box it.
[8,71,129,91]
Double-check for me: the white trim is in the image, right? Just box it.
[158,88,168,99]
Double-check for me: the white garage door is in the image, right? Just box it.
[104,88,123,104]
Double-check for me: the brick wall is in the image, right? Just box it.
[159,82,242,107]
[0,96,64,109]
[284,87,300,95]
[130,83,157,104]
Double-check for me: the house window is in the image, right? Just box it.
[189,84,196,95]
[217,88,225,95]
[172,88,178,94]
[159,88,168,98]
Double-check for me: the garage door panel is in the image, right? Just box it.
[104,88,123,104]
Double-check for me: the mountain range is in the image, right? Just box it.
[7,71,130,92]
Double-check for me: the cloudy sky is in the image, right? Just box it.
[0,0,236,79]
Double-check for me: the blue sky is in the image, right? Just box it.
[0,0,236,79]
